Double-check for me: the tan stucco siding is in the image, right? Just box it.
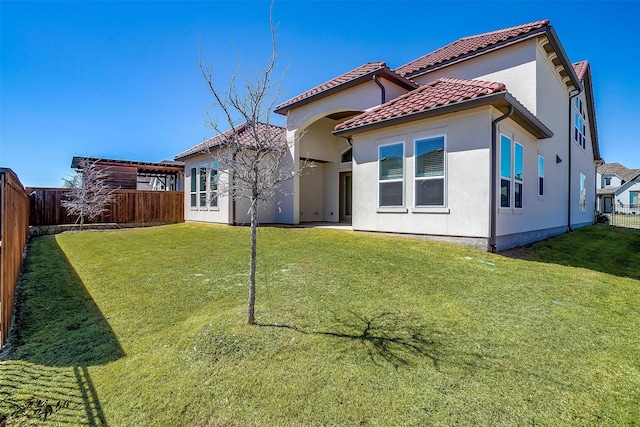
[350,108,493,238]
[412,39,538,114]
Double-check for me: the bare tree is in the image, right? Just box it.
[200,4,308,325]
[62,160,117,229]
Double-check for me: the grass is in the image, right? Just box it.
[1,223,639,426]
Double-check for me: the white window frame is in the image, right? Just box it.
[414,135,446,208]
[500,134,512,209]
[190,167,197,209]
[193,162,219,211]
[579,172,587,212]
[514,142,523,210]
[538,156,544,198]
[574,98,587,150]
[378,142,405,208]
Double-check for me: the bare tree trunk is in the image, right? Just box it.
[247,193,258,325]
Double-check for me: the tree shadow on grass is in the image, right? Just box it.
[260,311,445,368]
[0,236,124,426]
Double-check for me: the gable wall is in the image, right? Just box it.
[285,79,410,132]
[535,44,596,228]
[411,39,538,114]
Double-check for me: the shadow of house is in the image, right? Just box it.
[0,236,124,426]
[500,225,640,281]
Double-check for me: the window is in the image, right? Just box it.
[630,191,639,208]
[579,172,586,211]
[340,148,352,163]
[192,162,218,210]
[379,142,404,206]
[414,136,445,206]
[500,135,512,208]
[190,167,197,208]
[538,156,544,197]
[199,165,208,208]
[209,162,218,208]
[514,142,523,209]
[574,98,587,149]
[605,177,611,186]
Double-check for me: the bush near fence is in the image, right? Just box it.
[0,168,29,349]
[28,188,184,226]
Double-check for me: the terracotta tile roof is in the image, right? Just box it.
[395,19,550,78]
[597,162,640,182]
[572,60,589,82]
[274,62,416,114]
[175,122,286,160]
[334,78,506,134]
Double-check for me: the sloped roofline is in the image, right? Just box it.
[333,85,552,140]
[394,20,582,93]
[572,60,601,161]
[174,122,286,161]
[274,63,418,115]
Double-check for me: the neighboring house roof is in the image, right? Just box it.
[395,20,550,78]
[274,62,418,115]
[573,60,601,161]
[597,162,640,183]
[175,122,286,161]
[333,77,552,139]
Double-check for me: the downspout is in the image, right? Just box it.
[489,105,514,253]
[232,152,237,226]
[567,89,581,232]
[373,75,385,104]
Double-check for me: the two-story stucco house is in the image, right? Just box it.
[176,19,601,251]
[596,162,640,213]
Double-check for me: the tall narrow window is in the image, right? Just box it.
[190,167,197,208]
[209,162,218,208]
[415,136,445,206]
[630,191,639,208]
[514,142,523,209]
[500,135,512,208]
[379,142,404,207]
[199,165,208,208]
[538,156,544,197]
[579,172,587,211]
[574,98,587,149]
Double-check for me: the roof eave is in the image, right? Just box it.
[405,27,548,80]
[274,68,418,115]
[580,67,601,161]
[404,26,583,94]
[333,92,553,140]
[545,26,583,92]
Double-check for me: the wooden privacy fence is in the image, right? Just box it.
[28,188,184,226]
[0,168,30,349]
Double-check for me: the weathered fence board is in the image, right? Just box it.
[1,168,30,349]
[28,188,184,226]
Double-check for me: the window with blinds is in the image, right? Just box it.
[414,136,445,206]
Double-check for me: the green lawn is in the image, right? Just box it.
[1,223,639,426]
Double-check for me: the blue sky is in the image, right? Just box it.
[1,0,639,187]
